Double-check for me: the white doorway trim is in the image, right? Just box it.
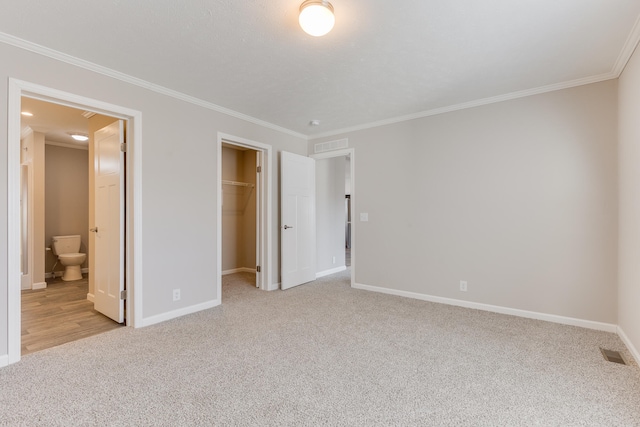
[311,148,356,287]
[7,78,143,365]
[217,133,273,296]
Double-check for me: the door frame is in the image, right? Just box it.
[19,161,33,290]
[217,133,273,295]
[7,79,143,365]
[311,148,356,287]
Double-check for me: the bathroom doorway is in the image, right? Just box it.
[8,79,142,364]
[18,97,123,355]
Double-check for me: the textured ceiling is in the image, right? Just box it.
[2,0,640,137]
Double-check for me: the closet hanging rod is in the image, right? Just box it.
[222,179,254,188]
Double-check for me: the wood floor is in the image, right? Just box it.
[21,276,122,356]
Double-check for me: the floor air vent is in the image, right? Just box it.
[600,348,626,365]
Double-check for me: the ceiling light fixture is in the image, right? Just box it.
[69,133,89,142]
[299,0,335,37]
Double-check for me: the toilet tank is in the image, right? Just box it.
[51,235,82,255]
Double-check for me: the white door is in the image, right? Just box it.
[255,150,262,288]
[281,151,316,289]
[93,120,125,323]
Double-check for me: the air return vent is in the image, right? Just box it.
[314,138,348,154]
[600,348,626,365]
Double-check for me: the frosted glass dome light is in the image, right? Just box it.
[299,0,335,37]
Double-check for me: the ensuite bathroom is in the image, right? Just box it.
[19,97,123,355]
[21,125,90,289]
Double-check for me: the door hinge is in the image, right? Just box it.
[120,143,127,152]
[257,166,262,173]
[256,266,261,273]
[120,290,126,300]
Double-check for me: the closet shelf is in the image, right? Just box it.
[222,179,255,213]
[222,180,254,188]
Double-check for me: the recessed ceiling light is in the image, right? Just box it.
[69,133,89,142]
[21,111,33,117]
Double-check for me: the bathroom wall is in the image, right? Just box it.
[44,144,89,274]
[221,146,257,272]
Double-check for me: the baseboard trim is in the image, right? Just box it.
[45,267,89,279]
[316,266,346,279]
[87,293,95,303]
[222,267,256,276]
[139,299,220,327]
[352,282,618,333]
[32,282,47,290]
[0,354,8,368]
[267,282,280,291]
[617,326,640,366]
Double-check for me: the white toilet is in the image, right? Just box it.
[51,235,87,281]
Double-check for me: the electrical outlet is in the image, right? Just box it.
[332,256,336,264]
[173,289,181,301]
[459,281,468,292]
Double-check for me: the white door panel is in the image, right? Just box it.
[93,120,125,323]
[281,151,316,289]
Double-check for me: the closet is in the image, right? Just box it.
[221,144,257,275]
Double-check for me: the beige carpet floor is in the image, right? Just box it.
[1,269,639,426]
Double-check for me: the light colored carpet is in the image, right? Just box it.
[1,269,639,426]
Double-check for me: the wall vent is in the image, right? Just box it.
[314,138,348,154]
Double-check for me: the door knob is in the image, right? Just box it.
[283,225,293,229]
[90,227,98,233]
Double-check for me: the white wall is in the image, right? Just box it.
[316,156,346,273]
[618,46,640,361]
[0,41,306,360]
[310,80,618,325]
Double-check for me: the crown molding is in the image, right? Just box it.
[613,14,640,76]
[3,18,640,143]
[20,125,33,140]
[310,17,640,140]
[0,32,307,140]
[309,71,619,140]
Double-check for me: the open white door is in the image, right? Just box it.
[93,120,125,323]
[281,151,316,290]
